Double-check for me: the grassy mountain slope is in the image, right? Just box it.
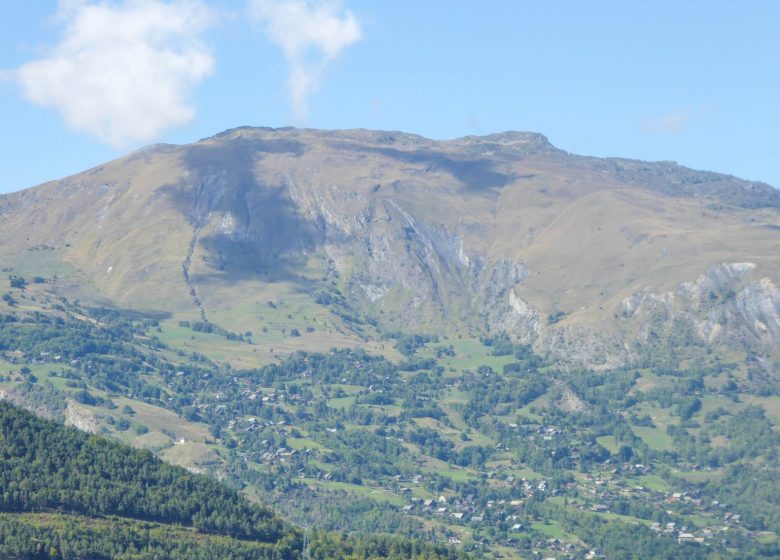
[0,127,777,369]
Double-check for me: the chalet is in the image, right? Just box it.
[677,533,697,544]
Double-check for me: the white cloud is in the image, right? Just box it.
[249,0,362,121]
[15,0,215,149]
[640,110,691,134]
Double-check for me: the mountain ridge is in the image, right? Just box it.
[1,126,778,369]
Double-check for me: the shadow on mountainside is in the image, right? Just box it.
[160,136,324,286]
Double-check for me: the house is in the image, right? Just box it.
[678,533,697,544]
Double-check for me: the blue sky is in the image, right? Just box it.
[1,1,778,193]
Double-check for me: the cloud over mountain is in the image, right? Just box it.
[16,0,215,149]
[249,0,362,121]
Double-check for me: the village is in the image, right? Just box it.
[212,383,760,558]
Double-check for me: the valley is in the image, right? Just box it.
[1,275,779,559]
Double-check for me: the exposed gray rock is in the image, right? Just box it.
[622,262,780,361]
[64,400,99,433]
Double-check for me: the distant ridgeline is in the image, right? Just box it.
[0,401,464,560]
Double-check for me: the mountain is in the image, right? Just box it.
[1,126,778,370]
[2,128,780,558]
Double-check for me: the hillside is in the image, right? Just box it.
[0,127,777,369]
[0,294,779,558]
[0,400,463,560]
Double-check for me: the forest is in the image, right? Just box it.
[0,401,464,560]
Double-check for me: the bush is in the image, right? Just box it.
[73,389,98,406]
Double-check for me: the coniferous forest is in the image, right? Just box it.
[0,401,464,559]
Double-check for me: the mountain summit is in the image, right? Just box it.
[1,126,778,368]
